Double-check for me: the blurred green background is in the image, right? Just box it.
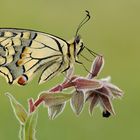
[0,0,139,140]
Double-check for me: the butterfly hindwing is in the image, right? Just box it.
[38,59,63,84]
[0,28,69,84]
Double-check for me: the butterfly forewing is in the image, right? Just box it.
[0,28,69,84]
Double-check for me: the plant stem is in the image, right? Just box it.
[29,80,75,113]
[19,125,24,140]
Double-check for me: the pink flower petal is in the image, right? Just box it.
[99,94,115,115]
[103,82,124,98]
[86,91,95,102]
[95,86,113,98]
[72,77,102,91]
[89,93,99,115]
[87,55,104,79]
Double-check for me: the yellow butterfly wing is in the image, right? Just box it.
[0,28,69,85]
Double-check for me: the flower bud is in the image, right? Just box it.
[88,55,104,79]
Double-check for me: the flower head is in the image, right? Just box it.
[27,55,123,119]
[67,55,123,117]
[85,56,123,117]
[86,77,123,117]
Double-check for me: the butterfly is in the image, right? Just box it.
[0,11,97,85]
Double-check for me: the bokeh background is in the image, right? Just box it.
[0,0,139,140]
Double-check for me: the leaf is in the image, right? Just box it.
[48,103,66,120]
[24,111,38,140]
[6,93,28,124]
[40,92,73,106]
[70,90,85,116]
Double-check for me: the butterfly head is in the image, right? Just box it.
[67,11,98,64]
[74,35,84,56]
[72,11,99,63]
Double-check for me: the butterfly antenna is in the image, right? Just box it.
[84,46,100,57]
[80,54,93,62]
[76,60,92,75]
[75,10,91,37]
[81,62,93,75]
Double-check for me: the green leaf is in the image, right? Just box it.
[40,92,73,106]
[6,93,28,124]
[48,103,66,120]
[24,111,38,140]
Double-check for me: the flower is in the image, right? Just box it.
[28,55,123,119]
[86,76,123,117]
[58,55,123,117]
[47,55,123,118]
[85,56,123,117]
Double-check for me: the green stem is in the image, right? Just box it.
[19,124,25,140]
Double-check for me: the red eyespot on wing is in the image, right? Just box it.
[17,75,28,85]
